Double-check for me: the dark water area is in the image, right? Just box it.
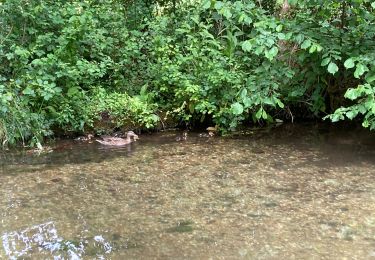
[1,123,375,259]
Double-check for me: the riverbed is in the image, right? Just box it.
[1,123,375,259]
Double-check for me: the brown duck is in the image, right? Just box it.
[96,131,139,146]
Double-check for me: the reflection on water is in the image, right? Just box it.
[1,123,375,259]
[3,221,82,259]
[2,221,112,259]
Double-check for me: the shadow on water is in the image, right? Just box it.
[236,123,375,167]
[0,141,145,176]
[2,123,375,169]
[0,130,193,170]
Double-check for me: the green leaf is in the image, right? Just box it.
[372,2,375,8]
[275,98,284,108]
[262,109,268,120]
[344,88,359,100]
[202,0,211,9]
[276,25,283,32]
[254,46,264,55]
[358,104,367,114]
[344,58,355,69]
[222,7,232,19]
[265,46,278,61]
[214,1,224,10]
[269,46,278,56]
[189,103,195,113]
[365,73,375,83]
[241,40,252,52]
[354,63,368,78]
[301,39,311,49]
[295,34,304,44]
[151,114,159,122]
[263,97,274,106]
[321,57,331,66]
[23,87,35,96]
[327,62,339,75]
[346,110,358,120]
[231,102,244,115]
[244,16,252,25]
[277,33,286,40]
[255,108,263,119]
[309,44,317,53]
[240,88,247,100]
[46,105,57,114]
[67,87,79,97]
[243,97,252,108]
[331,113,344,122]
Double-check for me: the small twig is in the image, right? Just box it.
[258,0,262,9]
[286,106,294,123]
[21,23,27,45]
[157,112,166,130]
[0,25,13,45]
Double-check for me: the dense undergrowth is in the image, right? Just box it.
[0,0,374,147]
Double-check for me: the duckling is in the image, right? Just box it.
[26,146,53,155]
[206,126,218,136]
[175,131,188,141]
[96,131,139,146]
[74,134,94,141]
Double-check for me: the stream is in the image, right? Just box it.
[1,123,375,259]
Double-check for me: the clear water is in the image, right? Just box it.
[1,123,375,259]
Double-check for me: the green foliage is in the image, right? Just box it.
[87,87,159,131]
[0,82,52,146]
[0,0,157,146]
[1,0,375,146]
[316,0,375,129]
[144,1,291,130]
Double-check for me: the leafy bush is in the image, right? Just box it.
[144,1,291,130]
[87,87,159,132]
[0,0,156,146]
[0,82,52,146]
[1,0,375,146]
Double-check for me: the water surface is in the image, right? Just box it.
[1,123,375,259]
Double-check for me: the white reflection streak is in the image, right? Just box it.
[1,221,83,259]
[2,221,113,259]
[94,235,112,254]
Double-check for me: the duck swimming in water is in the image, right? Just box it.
[96,131,139,146]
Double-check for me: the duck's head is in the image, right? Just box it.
[127,131,139,140]
[206,126,218,132]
